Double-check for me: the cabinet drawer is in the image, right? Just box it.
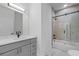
[31,38,36,43]
[24,39,31,45]
[0,39,31,55]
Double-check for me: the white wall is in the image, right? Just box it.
[41,3,53,55]
[29,3,41,55]
[56,5,79,42]
[0,5,14,36]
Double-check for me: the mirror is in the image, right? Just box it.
[0,4,23,36]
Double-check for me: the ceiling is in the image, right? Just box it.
[50,3,78,12]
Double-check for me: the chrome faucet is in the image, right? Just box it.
[16,31,21,38]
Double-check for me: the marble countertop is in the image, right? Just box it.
[0,35,36,46]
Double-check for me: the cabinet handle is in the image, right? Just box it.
[20,47,22,53]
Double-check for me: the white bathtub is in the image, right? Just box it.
[53,39,79,52]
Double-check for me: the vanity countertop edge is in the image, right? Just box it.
[0,35,37,46]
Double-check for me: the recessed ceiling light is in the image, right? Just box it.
[64,4,67,7]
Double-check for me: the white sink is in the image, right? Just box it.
[68,50,79,56]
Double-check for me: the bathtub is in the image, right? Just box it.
[53,39,79,52]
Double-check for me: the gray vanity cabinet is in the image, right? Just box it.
[1,45,31,56]
[0,38,37,56]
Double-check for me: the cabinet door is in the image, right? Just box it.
[20,45,31,56]
[31,43,37,56]
[1,49,17,56]
[31,39,37,56]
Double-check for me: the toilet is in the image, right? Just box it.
[68,50,79,56]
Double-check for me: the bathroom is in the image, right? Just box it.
[0,2,79,56]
